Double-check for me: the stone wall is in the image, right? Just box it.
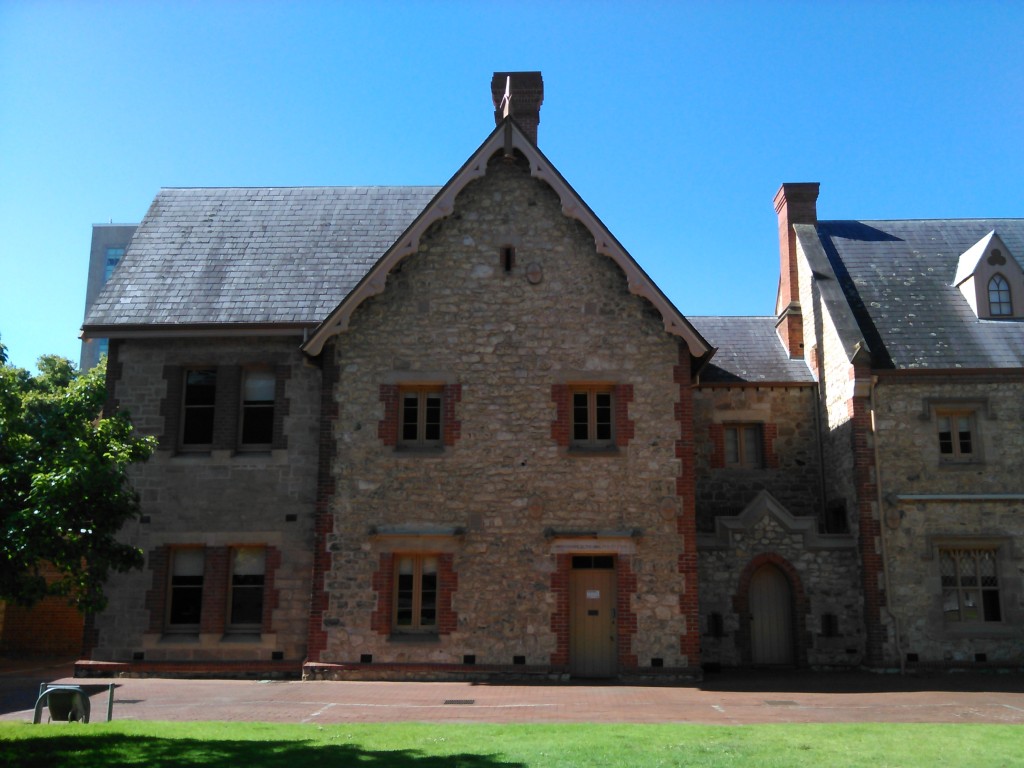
[317,151,698,675]
[88,336,320,664]
[873,377,1024,666]
[693,385,822,529]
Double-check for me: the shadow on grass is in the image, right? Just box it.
[6,734,524,768]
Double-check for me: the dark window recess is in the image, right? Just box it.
[650,657,664,668]
[501,246,515,272]
[821,614,840,638]
[906,653,919,663]
[168,549,204,626]
[360,654,373,664]
[229,548,266,627]
[572,555,615,569]
[241,370,275,446]
[463,654,476,665]
[182,370,216,445]
[132,651,145,661]
[823,500,850,534]
[706,612,724,638]
[513,655,526,665]
[975,653,988,663]
[271,651,284,661]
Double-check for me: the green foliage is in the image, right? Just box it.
[0,343,156,612]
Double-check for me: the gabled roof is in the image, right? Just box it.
[690,316,813,384]
[952,230,1014,286]
[814,219,1024,369]
[302,118,713,361]
[83,186,439,333]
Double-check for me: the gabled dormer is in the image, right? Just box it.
[952,231,1024,319]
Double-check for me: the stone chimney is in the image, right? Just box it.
[491,71,544,145]
[773,182,819,359]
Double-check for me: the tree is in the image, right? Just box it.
[0,339,156,612]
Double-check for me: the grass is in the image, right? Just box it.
[0,722,1021,767]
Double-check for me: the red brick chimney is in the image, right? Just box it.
[491,71,544,145]
[773,182,819,359]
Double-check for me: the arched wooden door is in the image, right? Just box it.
[749,564,794,665]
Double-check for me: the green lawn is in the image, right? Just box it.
[0,722,1019,767]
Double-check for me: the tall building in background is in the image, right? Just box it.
[80,224,137,369]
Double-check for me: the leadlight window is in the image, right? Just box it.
[394,555,438,631]
[399,387,442,448]
[936,410,975,461]
[988,274,1012,316]
[240,369,275,447]
[181,369,216,447]
[571,387,614,449]
[724,423,763,468]
[229,547,266,629]
[168,548,204,628]
[940,548,1001,623]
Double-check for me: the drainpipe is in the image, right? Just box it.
[870,375,906,674]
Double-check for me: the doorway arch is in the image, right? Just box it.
[734,553,809,667]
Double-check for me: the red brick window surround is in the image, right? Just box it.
[370,552,458,637]
[378,383,462,449]
[145,544,280,637]
[551,383,634,450]
[709,422,778,469]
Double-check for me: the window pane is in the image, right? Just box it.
[424,394,442,442]
[402,395,419,441]
[185,370,216,405]
[572,393,589,441]
[743,426,761,467]
[724,428,738,464]
[942,589,961,621]
[169,550,204,625]
[183,408,215,444]
[982,590,1002,622]
[420,557,438,627]
[595,393,612,441]
[243,370,275,402]
[183,369,216,445]
[937,416,953,454]
[956,417,972,454]
[242,406,273,444]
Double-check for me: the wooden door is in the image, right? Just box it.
[749,564,794,665]
[569,568,617,677]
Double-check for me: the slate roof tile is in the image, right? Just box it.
[690,316,813,384]
[85,186,440,327]
[817,219,1024,369]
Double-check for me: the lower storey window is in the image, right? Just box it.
[229,547,266,628]
[940,548,1001,622]
[394,555,437,631]
[168,548,204,628]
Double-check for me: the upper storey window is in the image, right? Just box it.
[988,274,1012,317]
[571,386,614,450]
[400,386,443,449]
[181,369,216,447]
[953,233,1022,319]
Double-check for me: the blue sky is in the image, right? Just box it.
[1,1,1021,370]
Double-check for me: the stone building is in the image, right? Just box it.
[78,73,1023,678]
